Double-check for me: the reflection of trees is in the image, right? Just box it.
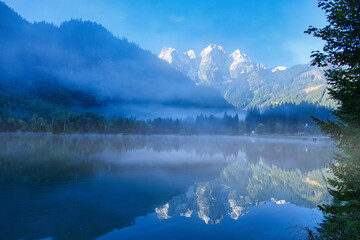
[0,134,229,240]
[156,160,332,225]
[0,134,335,238]
[243,138,334,170]
[1,134,334,171]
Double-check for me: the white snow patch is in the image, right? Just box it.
[271,66,288,72]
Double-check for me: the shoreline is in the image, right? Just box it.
[0,131,331,141]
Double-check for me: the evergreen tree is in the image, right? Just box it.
[306,0,360,238]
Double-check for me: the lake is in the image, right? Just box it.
[0,133,334,240]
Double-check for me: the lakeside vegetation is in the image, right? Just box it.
[0,102,333,135]
[305,0,360,239]
[1,0,358,239]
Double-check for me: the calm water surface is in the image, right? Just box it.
[0,134,334,240]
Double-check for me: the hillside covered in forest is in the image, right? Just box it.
[0,2,231,121]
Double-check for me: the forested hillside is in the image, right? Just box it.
[0,2,231,120]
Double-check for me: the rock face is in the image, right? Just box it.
[159,47,200,83]
[159,44,334,109]
[229,49,257,78]
[198,44,229,84]
[159,44,263,85]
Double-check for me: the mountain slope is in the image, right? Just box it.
[0,2,231,118]
[159,44,335,109]
[221,64,334,109]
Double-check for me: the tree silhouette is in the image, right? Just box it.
[306,0,360,238]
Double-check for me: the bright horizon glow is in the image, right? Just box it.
[3,0,327,67]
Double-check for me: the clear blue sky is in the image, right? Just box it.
[3,0,326,67]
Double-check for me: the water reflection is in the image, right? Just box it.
[0,134,334,240]
[156,160,331,225]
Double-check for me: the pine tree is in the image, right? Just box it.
[305,0,360,238]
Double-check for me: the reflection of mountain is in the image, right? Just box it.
[0,134,334,239]
[155,160,332,224]
[0,134,228,240]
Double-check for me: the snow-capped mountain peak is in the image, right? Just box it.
[158,45,328,110]
[159,44,266,84]
[197,44,229,84]
[159,47,177,64]
[185,50,196,59]
[228,49,262,78]
[230,49,251,64]
[271,66,288,72]
[159,47,199,82]
[200,44,226,58]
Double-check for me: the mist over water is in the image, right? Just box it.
[0,134,334,240]
[0,1,344,239]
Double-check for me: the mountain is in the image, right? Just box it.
[159,44,335,109]
[0,2,232,119]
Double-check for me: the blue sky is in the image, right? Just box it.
[4,0,326,67]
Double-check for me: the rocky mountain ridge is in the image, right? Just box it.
[159,44,334,109]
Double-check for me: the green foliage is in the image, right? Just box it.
[245,103,333,135]
[306,0,360,239]
[0,101,334,135]
[0,75,334,136]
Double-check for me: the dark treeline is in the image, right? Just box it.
[0,103,333,135]
[245,102,334,135]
